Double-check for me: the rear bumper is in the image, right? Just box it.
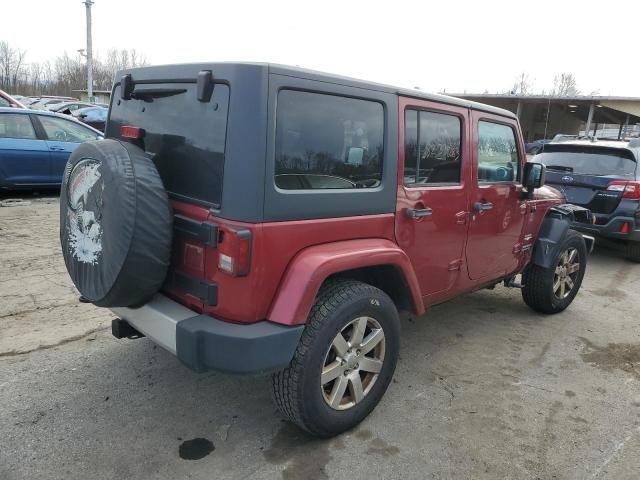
[112,294,304,374]
[571,216,640,242]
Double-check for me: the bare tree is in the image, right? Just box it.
[0,40,149,96]
[552,73,580,96]
[0,41,26,91]
[510,72,533,95]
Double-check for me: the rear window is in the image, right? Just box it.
[536,148,637,177]
[108,83,230,208]
[275,90,384,190]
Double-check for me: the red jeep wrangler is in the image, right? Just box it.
[60,63,593,437]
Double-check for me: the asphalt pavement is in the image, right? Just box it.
[1,193,639,480]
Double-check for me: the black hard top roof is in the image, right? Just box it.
[117,62,517,119]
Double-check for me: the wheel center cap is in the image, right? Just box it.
[344,351,358,370]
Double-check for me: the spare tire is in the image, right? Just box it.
[60,139,172,307]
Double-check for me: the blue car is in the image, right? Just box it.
[0,107,103,189]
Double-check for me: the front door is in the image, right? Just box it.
[395,98,470,299]
[466,111,527,280]
[0,113,50,186]
[37,115,101,183]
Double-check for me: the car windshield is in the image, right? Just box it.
[535,148,637,177]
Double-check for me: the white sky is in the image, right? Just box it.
[4,0,639,96]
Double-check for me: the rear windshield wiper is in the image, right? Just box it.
[130,87,187,100]
[545,165,574,173]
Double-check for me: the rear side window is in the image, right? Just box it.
[477,121,520,183]
[404,109,462,185]
[275,90,384,190]
[0,113,37,139]
[108,83,230,208]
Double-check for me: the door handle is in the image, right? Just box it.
[473,201,494,212]
[49,146,66,151]
[405,207,433,219]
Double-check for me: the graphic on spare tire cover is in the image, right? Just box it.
[65,159,104,265]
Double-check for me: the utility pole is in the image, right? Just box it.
[83,0,94,102]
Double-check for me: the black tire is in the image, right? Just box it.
[522,229,587,314]
[60,139,172,307]
[624,241,640,263]
[272,279,400,437]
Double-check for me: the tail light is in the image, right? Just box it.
[607,181,640,199]
[120,125,145,139]
[217,228,252,277]
[620,222,630,234]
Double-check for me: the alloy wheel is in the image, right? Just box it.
[553,247,580,299]
[321,316,386,410]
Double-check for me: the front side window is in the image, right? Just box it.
[275,90,384,190]
[0,113,37,139]
[404,109,462,185]
[477,121,519,183]
[39,116,100,143]
[0,96,11,107]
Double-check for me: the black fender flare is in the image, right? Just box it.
[531,204,591,269]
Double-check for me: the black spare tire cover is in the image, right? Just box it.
[60,139,172,307]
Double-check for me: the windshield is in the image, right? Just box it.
[535,149,637,177]
[107,83,230,208]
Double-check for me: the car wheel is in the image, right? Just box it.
[272,278,400,437]
[522,229,587,314]
[624,241,640,262]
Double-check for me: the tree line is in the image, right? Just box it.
[509,72,587,96]
[0,41,147,97]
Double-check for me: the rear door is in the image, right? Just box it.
[395,97,470,298]
[35,115,101,182]
[466,112,527,280]
[0,112,51,185]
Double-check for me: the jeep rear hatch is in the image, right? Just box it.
[535,145,638,214]
[106,74,231,313]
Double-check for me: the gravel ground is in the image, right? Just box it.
[1,192,639,480]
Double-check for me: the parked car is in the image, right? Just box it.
[0,89,26,109]
[20,97,40,106]
[0,107,103,189]
[533,138,640,261]
[29,96,77,110]
[526,139,552,155]
[72,106,108,131]
[47,101,95,113]
[59,63,593,438]
[10,94,30,105]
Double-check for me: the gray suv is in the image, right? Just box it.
[532,138,640,261]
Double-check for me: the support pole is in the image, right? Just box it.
[584,102,595,137]
[84,1,94,102]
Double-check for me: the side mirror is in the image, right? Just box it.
[523,162,546,191]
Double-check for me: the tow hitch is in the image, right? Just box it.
[111,318,145,339]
